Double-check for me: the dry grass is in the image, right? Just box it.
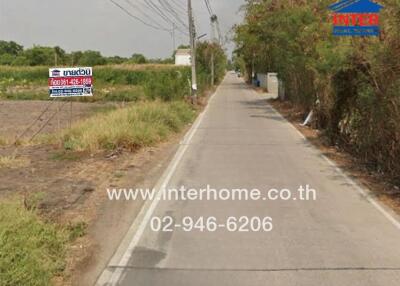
[100,64,177,70]
[59,101,196,153]
[0,137,8,146]
[0,154,30,169]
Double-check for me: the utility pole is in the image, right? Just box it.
[210,14,218,87]
[172,23,176,52]
[188,0,197,104]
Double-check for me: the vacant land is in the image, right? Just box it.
[0,100,114,143]
[0,65,191,102]
[0,64,201,285]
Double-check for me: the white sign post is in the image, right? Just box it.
[48,67,94,129]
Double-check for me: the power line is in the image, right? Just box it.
[158,0,189,29]
[188,0,197,103]
[204,0,213,16]
[203,0,223,45]
[142,0,189,36]
[124,0,167,30]
[143,0,172,24]
[108,0,171,32]
[169,0,188,15]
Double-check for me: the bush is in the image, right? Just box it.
[143,70,189,101]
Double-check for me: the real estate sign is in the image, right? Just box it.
[49,67,93,97]
[329,0,383,37]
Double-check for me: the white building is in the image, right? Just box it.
[175,49,191,66]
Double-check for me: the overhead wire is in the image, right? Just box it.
[124,0,168,30]
[158,0,189,29]
[108,0,171,32]
[142,0,189,36]
[168,0,188,15]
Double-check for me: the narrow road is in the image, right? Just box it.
[99,73,400,286]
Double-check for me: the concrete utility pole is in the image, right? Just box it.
[210,14,218,86]
[172,23,176,52]
[188,0,197,103]
[210,15,221,86]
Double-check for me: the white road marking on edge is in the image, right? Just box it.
[96,78,224,285]
[258,90,400,232]
[321,155,400,230]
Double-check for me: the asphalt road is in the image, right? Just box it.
[98,73,400,286]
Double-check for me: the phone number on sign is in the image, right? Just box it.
[49,76,92,87]
[150,216,273,232]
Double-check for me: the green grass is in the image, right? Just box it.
[0,200,69,286]
[60,101,196,153]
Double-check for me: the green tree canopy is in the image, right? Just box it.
[130,53,147,64]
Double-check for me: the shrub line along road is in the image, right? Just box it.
[97,73,400,286]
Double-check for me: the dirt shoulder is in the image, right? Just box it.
[69,135,183,286]
[268,98,400,215]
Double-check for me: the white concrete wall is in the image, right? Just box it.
[258,73,268,89]
[175,55,191,66]
[257,73,278,95]
[267,73,278,95]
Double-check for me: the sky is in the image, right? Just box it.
[0,0,245,59]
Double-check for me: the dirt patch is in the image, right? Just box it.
[0,100,114,142]
[268,98,400,215]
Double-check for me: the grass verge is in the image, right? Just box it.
[59,101,196,152]
[0,200,68,286]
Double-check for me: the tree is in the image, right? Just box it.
[0,41,23,56]
[233,0,400,178]
[130,53,147,64]
[54,46,66,65]
[196,41,227,87]
[70,51,83,66]
[78,51,106,66]
[0,54,14,65]
[107,56,127,64]
[23,46,55,66]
